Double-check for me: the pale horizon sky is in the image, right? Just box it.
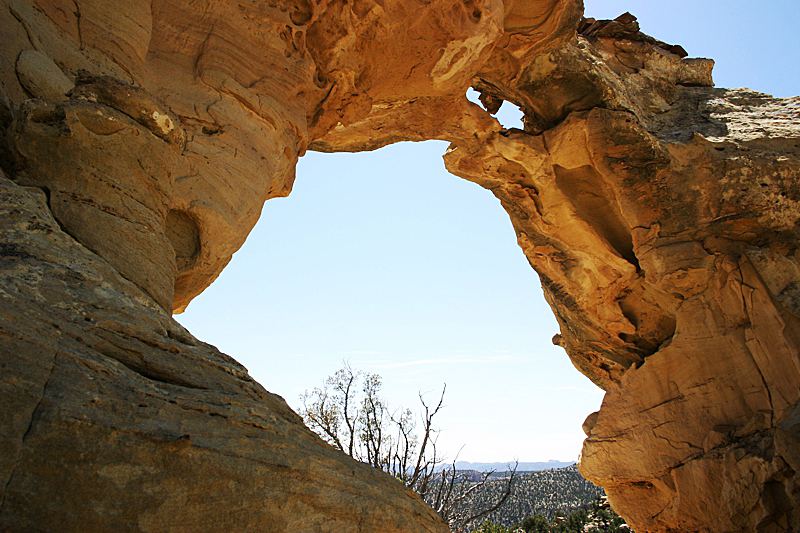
[176,1,798,463]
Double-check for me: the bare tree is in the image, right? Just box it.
[300,362,517,532]
[428,459,519,533]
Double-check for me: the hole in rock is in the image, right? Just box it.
[176,141,603,464]
[467,88,524,130]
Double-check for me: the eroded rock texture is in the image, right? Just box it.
[0,173,447,532]
[1,0,798,531]
[0,0,452,531]
[451,22,800,532]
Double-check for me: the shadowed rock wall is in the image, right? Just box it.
[0,172,447,532]
[0,0,455,531]
[1,0,798,531]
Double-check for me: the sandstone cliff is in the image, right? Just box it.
[0,1,798,532]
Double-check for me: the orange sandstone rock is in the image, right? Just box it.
[0,2,798,532]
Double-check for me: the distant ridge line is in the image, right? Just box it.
[453,460,576,472]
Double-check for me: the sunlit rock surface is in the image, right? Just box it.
[0,173,447,532]
[0,0,798,531]
[445,17,800,532]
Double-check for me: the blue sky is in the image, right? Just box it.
[176,1,799,463]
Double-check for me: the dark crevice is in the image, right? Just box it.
[617,289,677,359]
[0,123,13,177]
[31,184,75,241]
[0,350,57,514]
[0,242,35,260]
[97,341,208,390]
[109,355,207,390]
[166,326,198,346]
[166,209,201,273]
[538,272,581,314]
[63,328,207,390]
[639,394,685,414]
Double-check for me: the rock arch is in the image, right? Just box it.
[0,1,798,531]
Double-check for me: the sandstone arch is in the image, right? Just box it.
[0,1,798,532]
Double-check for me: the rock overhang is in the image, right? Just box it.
[1,1,799,531]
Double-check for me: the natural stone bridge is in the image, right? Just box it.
[0,1,798,531]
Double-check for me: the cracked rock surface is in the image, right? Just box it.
[0,173,446,532]
[1,0,799,531]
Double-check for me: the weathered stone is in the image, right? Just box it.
[0,1,455,530]
[443,25,800,531]
[1,1,799,532]
[0,173,448,532]
[15,49,74,101]
[9,97,179,312]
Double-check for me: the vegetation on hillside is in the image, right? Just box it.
[300,362,516,532]
[300,363,630,533]
[467,465,603,526]
[471,495,629,533]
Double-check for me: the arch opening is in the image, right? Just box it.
[176,140,604,464]
[467,88,524,130]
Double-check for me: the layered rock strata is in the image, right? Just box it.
[0,173,446,532]
[312,9,800,530]
[447,88,800,532]
[455,30,800,533]
[1,0,798,532]
[0,0,456,531]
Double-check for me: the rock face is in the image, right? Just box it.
[0,173,447,532]
[451,87,800,532]
[0,1,798,532]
